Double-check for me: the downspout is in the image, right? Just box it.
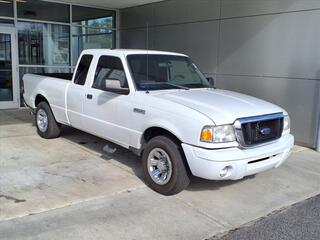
[316,82,320,151]
[316,111,320,151]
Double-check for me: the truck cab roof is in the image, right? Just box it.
[81,48,188,57]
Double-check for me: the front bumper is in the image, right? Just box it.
[182,134,294,180]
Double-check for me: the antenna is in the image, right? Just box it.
[146,22,149,84]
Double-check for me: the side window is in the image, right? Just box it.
[74,54,93,85]
[92,56,128,90]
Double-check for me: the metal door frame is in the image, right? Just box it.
[0,27,19,109]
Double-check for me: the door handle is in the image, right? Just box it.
[86,94,93,100]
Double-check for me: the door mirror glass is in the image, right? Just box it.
[105,79,121,89]
[104,79,129,95]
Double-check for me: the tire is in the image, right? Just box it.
[35,101,61,139]
[142,136,190,195]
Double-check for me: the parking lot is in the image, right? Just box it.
[0,109,320,240]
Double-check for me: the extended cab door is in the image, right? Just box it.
[82,54,133,148]
[66,54,93,129]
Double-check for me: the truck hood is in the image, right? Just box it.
[151,89,285,125]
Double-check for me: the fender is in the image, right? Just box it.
[139,117,185,147]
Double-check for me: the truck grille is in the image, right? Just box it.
[235,113,284,148]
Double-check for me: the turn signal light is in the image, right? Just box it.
[200,127,213,142]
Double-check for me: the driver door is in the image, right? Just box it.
[82,55,132,148]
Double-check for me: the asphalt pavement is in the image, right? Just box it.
[212,194,320,240]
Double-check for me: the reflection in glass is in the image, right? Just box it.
[17,0,69,23]
[72,5,114,25]
[71,5,114,65]
[19,67,72,76]
[17,22,70,66]
[0,1,13,18]
[0,19,14,25]
[72,25,113,64]
[0,33,13,101]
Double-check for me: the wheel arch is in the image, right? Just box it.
[35,94,49,107]
[142,126,182,147]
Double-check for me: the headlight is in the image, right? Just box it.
[282,115,290,135]
[200,125,236,143]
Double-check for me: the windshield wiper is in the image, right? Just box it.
[162,83,190,90]
[141,82,190,91]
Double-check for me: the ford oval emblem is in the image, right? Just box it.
[260,127,271,135]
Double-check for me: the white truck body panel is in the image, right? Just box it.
[155,88,288,125]
[23,49,294,181]
[23,74,70,124]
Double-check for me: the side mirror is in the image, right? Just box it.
[104,79,129,95]
[206,77,216,89]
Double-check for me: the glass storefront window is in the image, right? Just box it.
[17,21,70,66]
[0,1,13,18]
[71,6,114,65]
[76,16,113,30]
[0,33,13,102]
[72,26,113,64]
[72,5,114,26]
[17,0,69,23]
[19,66,72,76]
[0,19,14,25]
[0,2,116,108]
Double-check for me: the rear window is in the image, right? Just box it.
[74,54,93,85]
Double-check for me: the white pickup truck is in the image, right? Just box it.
[23,49,294,195]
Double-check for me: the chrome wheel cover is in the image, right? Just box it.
[37,109,48,132]
[147,148,173,185]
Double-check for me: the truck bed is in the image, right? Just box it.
[33,73,73,81]
[23,73,72,124]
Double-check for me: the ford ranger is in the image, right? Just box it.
[23,49,294,195]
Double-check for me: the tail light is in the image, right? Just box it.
[20,80,24,95]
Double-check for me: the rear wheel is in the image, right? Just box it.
[36,102,61,139]
[142,136,190,195]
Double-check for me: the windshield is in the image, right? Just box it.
[127,54,210,91]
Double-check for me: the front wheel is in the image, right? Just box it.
[142,136,190,195]
[35,102,61,139]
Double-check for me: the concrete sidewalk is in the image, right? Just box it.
[0,109,319,240]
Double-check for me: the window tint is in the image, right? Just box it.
[72,5,114,24]
[0,1,13,17]
[17,0,69,23]
[93,56,127,90]
[74,55,93,85]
